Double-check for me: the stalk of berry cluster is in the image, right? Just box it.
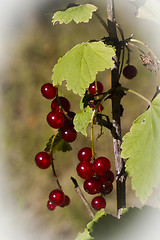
[106,0,126,219]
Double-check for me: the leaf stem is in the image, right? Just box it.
[130,38,160,89]
[91,110,96,160]
[128,89,151,106]
[71,177,95,219]
[49,130,59,155]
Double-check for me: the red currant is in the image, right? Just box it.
[78,147,92,162]
[89,81,104,95]
[47,111,65,129]
[49,189,65,206]
[101,183,113,195]
[92,157,111,176]
[60,124,77,142]
[83,177,101,194]
[123,65,137,79]
[35,152,52,169]
[60,195,70,207]
[76,161,94,179]
[51,97,70,113]
[99,170,114,185]
[47,200,56,211]
[41,83,57,99]
[91,196,106,210]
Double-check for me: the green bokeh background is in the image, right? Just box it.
[2,0,160,239]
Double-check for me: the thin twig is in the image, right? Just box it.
[71,177,95,219]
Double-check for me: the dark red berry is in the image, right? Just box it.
[90,103,104,112]
[41,83,57,99]
[123,65,137,79]
[49,189,65,206]
[47,111,65,129]
[60,124,77,142]
[92,157,111,176]
[51,97,70,113]
[76,161,94,180]
[47,200,56,211]
[91,196,106,210]
[83,177,101,194]
[89,81,104,95]
[78,147,92,162]
[35,152,52,169]
[60,195,70,207]
[64,111,76,125]
[99,170,114,185]
[101,183,113,195]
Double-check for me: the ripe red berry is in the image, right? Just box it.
[99,170,114,185]
[47,111,65,129]
[78,147,92,162]
[41,83,57,99]
[47,200,56,211]
[83,177,101,194]
[49,189,65,206]
[60,195,70,207]
[35,152,52,169]
[92,157,111,176]
[101,183,113,195]
[51,97,70,113]
[89,81,104,95]
[60,124,77,142]
[76,161,94,180]
[91,196,106,210]
[123,65,137,79]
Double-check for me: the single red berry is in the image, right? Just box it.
[49,189,65,206]
[90,103,104,113]
[92,157,111,176]
[35,152,52,169]
[60,124,77,142]
[51,97,70,113]
[83,177,101,194]
[47,200,56,211]
[99,170,114,185]
[47,111,65,129]
[91,196,106,210]
[89,81,104,95]
[123,65,137,79]
[41,83,57,99]
[76,161,94,180]
[78,147,92,162]
[64,111,76,125]
[60,195,70,207]
[101,183,113,195]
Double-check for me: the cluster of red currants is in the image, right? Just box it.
[88,81,104,112]
[47,189,70,211]
[41,83,77,143]
[76,147,114,211]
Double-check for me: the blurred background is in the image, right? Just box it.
[1,0,160,239]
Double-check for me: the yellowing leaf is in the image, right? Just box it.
[73,106,93,137]
[52,42,115,96]
[121,94,160,203]
[52,4,98,25]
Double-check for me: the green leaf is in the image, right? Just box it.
[75,229,93,240]
[73,106,93,137]
[130,0,160,24]
[52,4,98,25]
[121,94,160,203]
[52,42,115,96]
[44,133,72,153]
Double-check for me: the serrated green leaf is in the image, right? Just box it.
[75,229,93,240]
[87,209,105,232]
[130,0,160,24]
[52,42,115,96]
[121,94,160,203]
[73,106,93,137]
[52,4,97,25]
[44,133,72,153]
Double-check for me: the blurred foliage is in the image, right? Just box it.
[2,0,160,239]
